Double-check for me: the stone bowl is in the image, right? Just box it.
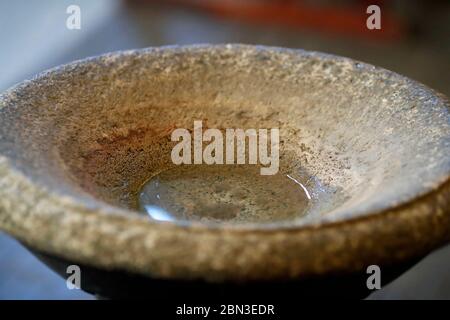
[0,44,449,299]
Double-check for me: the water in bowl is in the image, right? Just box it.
[138,164,314,224]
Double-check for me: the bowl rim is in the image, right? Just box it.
[0,44,449,281]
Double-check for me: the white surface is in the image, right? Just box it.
[0,0,120,91]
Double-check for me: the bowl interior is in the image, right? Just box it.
[0,45,449,227]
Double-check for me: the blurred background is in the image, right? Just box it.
[0,0,449,299]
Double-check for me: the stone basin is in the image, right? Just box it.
[0,44,449,298]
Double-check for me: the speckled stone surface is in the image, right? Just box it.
[0,44,449,282]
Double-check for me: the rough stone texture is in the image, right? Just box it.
[0,44,449,282]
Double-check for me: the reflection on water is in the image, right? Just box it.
[138,165,313,224]
[142,205,175,222]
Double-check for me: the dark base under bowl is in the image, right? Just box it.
[28,246,420,300]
